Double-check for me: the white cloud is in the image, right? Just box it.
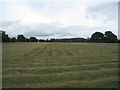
[0,0,118,39]
[1,1,109,27]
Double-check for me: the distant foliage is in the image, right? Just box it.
[17,34,26,42]
[29,37,38,42]
[90,32,105,43]
[104,31,118,43]
[49,38,88,42]
[0,30,118,43]
[90,31,118,43]
[1,31,10,42]
[11,37,17,42]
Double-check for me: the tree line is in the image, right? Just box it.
[0,30,119,43]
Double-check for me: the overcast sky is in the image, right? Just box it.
[0,0,119,39]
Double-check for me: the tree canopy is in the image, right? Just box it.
[90,31,118,43]
[29,37,38,42]
[17,34,26,42]
[1,31,10,42]
[90,32,105,43]
[104,31,118,43]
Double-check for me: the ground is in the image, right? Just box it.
[2,42,118,88]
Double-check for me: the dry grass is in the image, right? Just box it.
[2,42,118,88]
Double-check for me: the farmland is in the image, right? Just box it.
[2,42,118,88]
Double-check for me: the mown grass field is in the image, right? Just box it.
[2,42,118,88]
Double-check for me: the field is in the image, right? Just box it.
[2,42,118,88]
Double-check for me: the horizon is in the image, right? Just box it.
[1,30,118,41]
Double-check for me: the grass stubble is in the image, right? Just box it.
[2,42,118,88]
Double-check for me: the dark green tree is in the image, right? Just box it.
[17,34,26,42]
[25,38,29,42]
[46,39,49,42]
[1,31,10,42]
[118,39,120,43]
[0,31,2,42]
[29,37,38,42]
[11,37,17,42]
[39,39,45,42]
[90,32,105,43]
[104,31,118,43]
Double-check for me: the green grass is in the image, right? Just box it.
[2,42,118,88]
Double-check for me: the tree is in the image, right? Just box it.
[29,37,38,42]
[39,39,45,42]
[90,32,105,43]
[118,39,120,43]
[104,31,118,43]
[0,30,2,42]
[46,39,49,42]
[17,34,26,42]
[86,37,90,42]
[11,37,17,42]
[25,38,29,42]
[1,31,10,42]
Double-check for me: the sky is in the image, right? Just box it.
[0,0,119,39]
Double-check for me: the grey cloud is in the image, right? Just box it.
[86,2,118,21]
[3,22,76,38]
[23,24,76,38]
[2,21,89,39]
[25,32,74,37]
[87,2,117,12]
[2,20,118,39]
[24,32,54,37]
[1,20,20,27]
[29,2,71,11]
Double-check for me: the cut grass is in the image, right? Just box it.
[3,63,117,74]
[2,42,118,88]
